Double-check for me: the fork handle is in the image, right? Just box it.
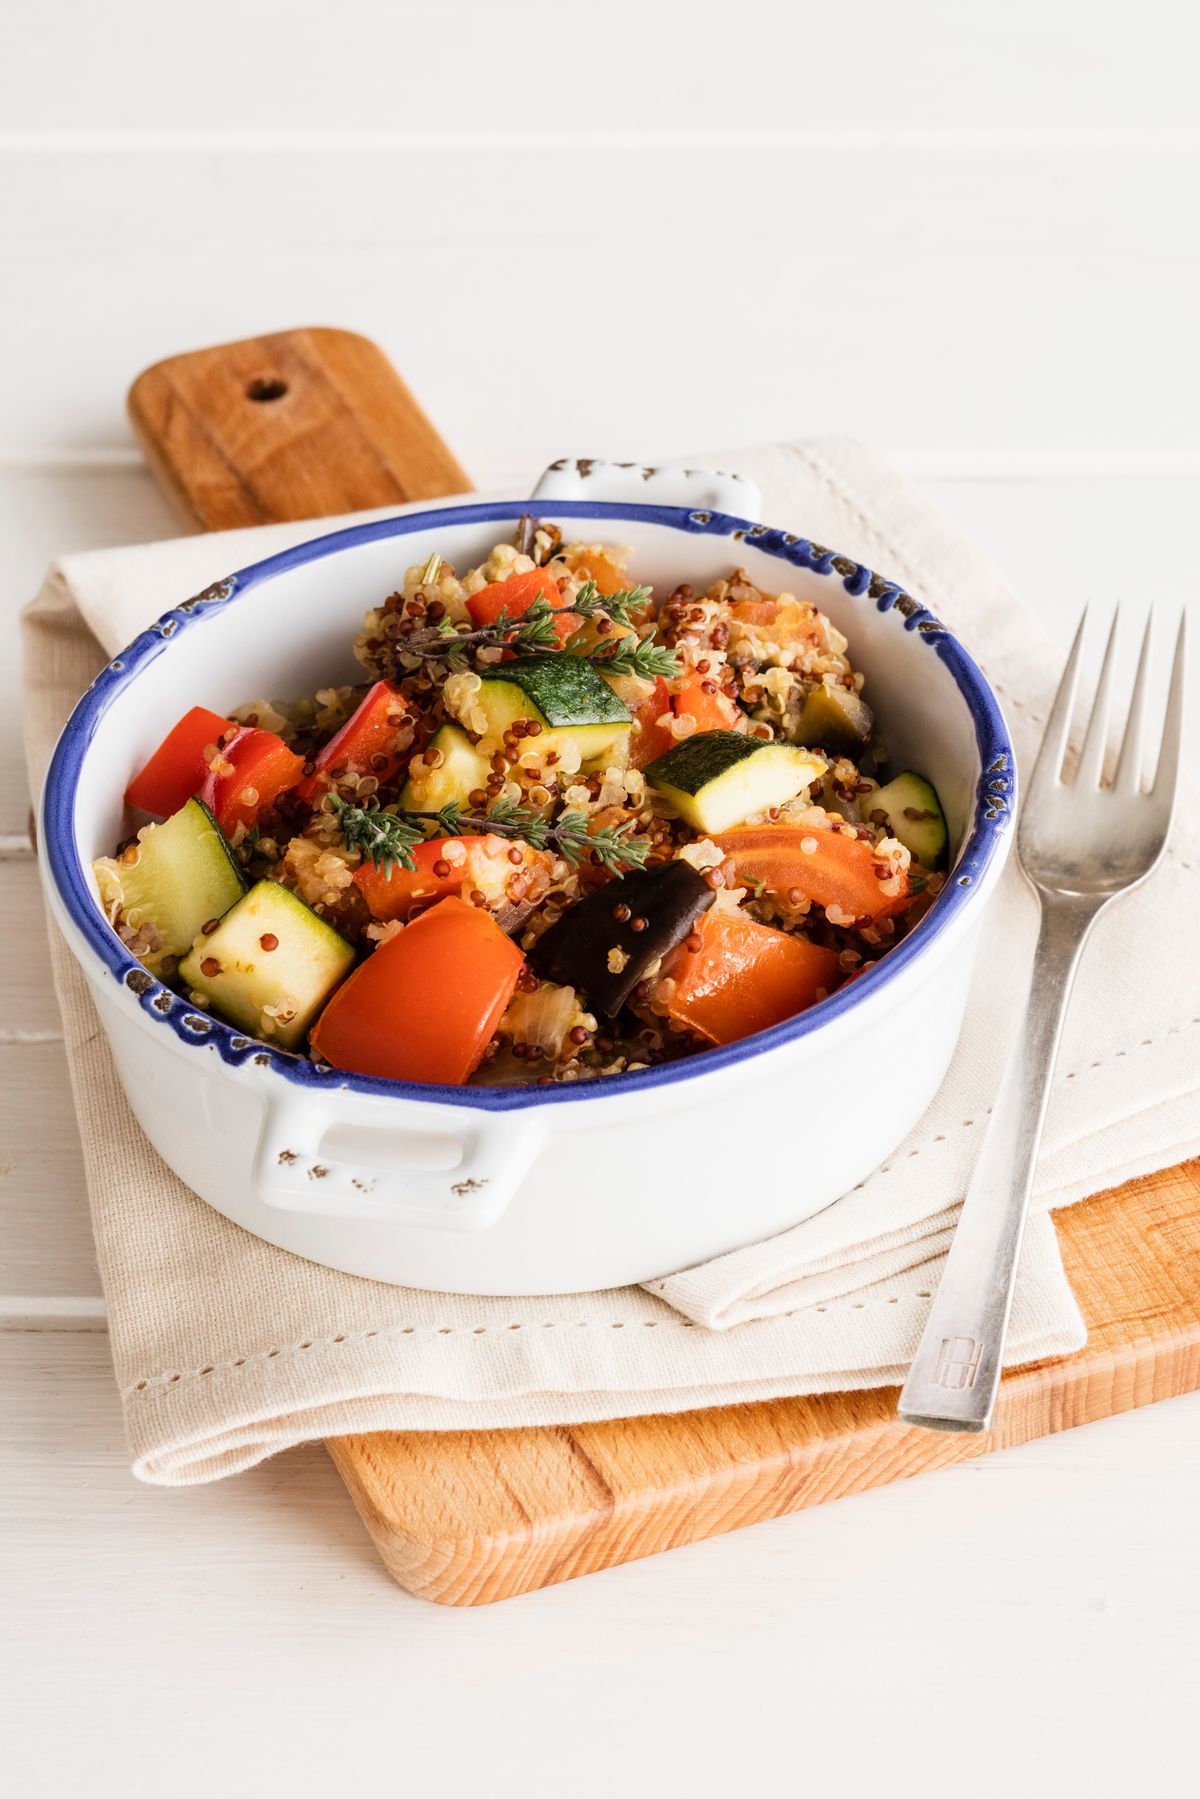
[897,890,1102,1432]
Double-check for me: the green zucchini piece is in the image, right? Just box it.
[399,724,491,813]
[794,677,873,753]
[476,656,632,767]
[645,731,826,834]
[866,772,948,868]
[179,880,355,1049]
[93,797,245,977]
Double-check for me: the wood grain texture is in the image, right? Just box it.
[327,1161,1200,1604]
[130,328,1200,1606]
[128,327,470,529]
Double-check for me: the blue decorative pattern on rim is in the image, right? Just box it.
[42,499,1014,1114]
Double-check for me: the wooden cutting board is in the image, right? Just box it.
[129,327,1200,1605]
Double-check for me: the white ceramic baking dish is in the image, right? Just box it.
[39,461,1015,1294]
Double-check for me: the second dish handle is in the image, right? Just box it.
[530,457,761,521]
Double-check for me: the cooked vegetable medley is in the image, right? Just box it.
[95,525,949,1087]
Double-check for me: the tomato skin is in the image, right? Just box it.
[354,835,550,923]
[466,567,567,631]
[354,835,489,919]
[671,671,740,734]
[716,825,910,921]
[666,910,842,1046]
[124,707,233,817]
[729,597,821,644]
[295,682,414,805]
[197,727,305,836]
[628,673,741,769]
[561,547,633,600]
[311,896,524,1084]
[628,678,674,768]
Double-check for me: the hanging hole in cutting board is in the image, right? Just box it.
[246,375,288,403]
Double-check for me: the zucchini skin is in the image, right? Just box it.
[179,880,354,1050]
[643,730,770,795]
[479,656,631,728]
[645,731,826,834]
[867,772,948,869]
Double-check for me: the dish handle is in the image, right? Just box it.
[250,1089,544,1231]
[530,457,761,521]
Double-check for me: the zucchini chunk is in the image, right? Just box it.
[645,731,826,835]
[529,859,715,1017]
[399,723,491,813]
[794,677,873,753]
[93,797,245,977]
[866,772,948,869]
[475,656,632,768]
[179,881,355,1049]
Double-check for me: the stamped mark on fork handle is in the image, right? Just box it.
[931,1336,986,1391]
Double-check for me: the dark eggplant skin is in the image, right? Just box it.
[529,860,715,1017]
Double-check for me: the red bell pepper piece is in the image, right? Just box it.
[466,567,575,643]
[294,681,415,805]
[197,727,305,836]
[716,825,911,921]
[124,706,234,817]
[311,896,523,1084]
[666,910,842,1046]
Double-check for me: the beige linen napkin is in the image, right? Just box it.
[23,440,1200,1485]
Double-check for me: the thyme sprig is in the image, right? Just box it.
[393,581,678,679]
[331,793,651,878]
[328,794,425,876]
[589,635,679,679]
[418,799,651,875]
[566,578,652,626]
[552,810,653,875]
[398,593,563,668]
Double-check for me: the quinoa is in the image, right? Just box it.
[99,530,947,1085]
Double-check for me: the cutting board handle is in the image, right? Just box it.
[128,326,472,531]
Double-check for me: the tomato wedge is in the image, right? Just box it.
[467,567,568,628]
[730,597,820,644]
[311,896,524,1084]
[627,672,741,769]
[355,835,551,922]
[671,671,740,734]
[295,681,414,805]
[197,727,305,836]
[354,835,487,919]
[666,910,842,1046]
[716,825,910,921]
[561,546,643,607]
[628,677,674,768]
[124,706,234,817]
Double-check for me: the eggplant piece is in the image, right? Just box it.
[529,860,715,1017]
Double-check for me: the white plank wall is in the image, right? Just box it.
[3,4,1199,1794]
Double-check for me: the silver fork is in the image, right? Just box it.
[898,607,1187,1433]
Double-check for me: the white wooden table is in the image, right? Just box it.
[4,5,1199,1793]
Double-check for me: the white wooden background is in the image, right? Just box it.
[3,4,1199,1794]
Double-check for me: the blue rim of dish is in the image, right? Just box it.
[42,498,1015,1113]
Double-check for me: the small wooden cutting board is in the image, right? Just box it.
[129,328,1200,1604]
